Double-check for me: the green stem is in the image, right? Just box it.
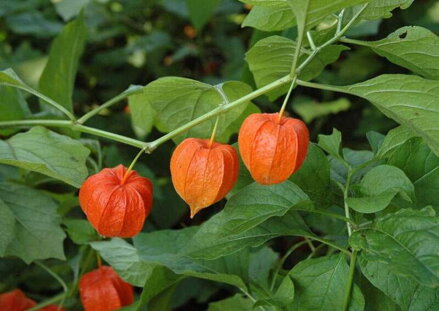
[0,120,147,149]
[270,240,308,291]
[339,37,369,47]
[344,169,353,236]
[342,250,358,311]
[13,85,76,121]
[35,261,68,292]
[77,86,143,124]
[296,79,346,93]
[302,234,351,256]
[27,292,66,311]
[278,76,297,120]
[147,74,293,151]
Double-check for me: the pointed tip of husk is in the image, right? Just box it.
[189,206,202,219]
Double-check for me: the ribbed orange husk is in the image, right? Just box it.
[170,138,239,218]
[79,266,134,311]
[238,113,309,185]
[79,164,153,237]
[0,289,36,311]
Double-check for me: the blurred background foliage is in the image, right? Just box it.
[0,0,438,309]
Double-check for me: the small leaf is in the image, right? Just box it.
[377,126,416,159]
[0,182,66,263]
[274,275,294,306]
[39,13,87,113]
[54,0,90,21]
[293,97,351,123]
[64,219,98,245]
[347,165,414,213]
[349,26,439,80]
[318,128,342,160]
[415,167,439,213]
[350,207,439,287]
[186,0,219,31]
[0,127,90,187]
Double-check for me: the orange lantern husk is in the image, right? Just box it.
[79,266,134,311]
[238,113,309,185]
[0,289,36,311]
[170,138,239,218]
[79,165,153,238]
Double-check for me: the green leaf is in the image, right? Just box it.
[348,26,439,80]
[146,77,252,143]
[340,74,439,157]
[290,144,333,207]
[0,199,15,255]
[134,227,250,290]
[0,127,90,187]
[350,207,439,287]
[359,255,439,311]
[183,181,310,260]
[39,13,87,113]
[64,219,98,245]
[377,126,417,159]
[186,0,219,31]
[288,254,365,311]
[287,0,368,31]
[248,247,278,288]
[360,0,414,20]
[318,128,343,160]
[0,85,29,136]
[54,0,90,21]
[208,294,253,311]
[415,167,439,213]
[293,97,351,123]
[239,0,286,6]
[91,238,164,287]
[246,36,347,100]
[274,275,295,306]
[0,182,66,263]
[128,87,156,138]
[242,5,296,31]
[347,165,414,213]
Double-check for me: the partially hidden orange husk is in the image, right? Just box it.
[79,266,134,311]
[238,113,309,185]
[170,138,239,218]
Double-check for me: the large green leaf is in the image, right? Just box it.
[339,74,439,157]
[39,13,87,113]
[350,207,439,287]
[242,4,296,31]
[183,181,310,260]
[0,182,66,263]
[146,78,252,143]
[287,0,368,31]
[134,227,250,290]
[359,256,439,311]
[0,127,90,187]
[288,254,365,311]
[347,26,439,80]
[0,85,29,136]
[246,36,347,100]
[359,0,414,20]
